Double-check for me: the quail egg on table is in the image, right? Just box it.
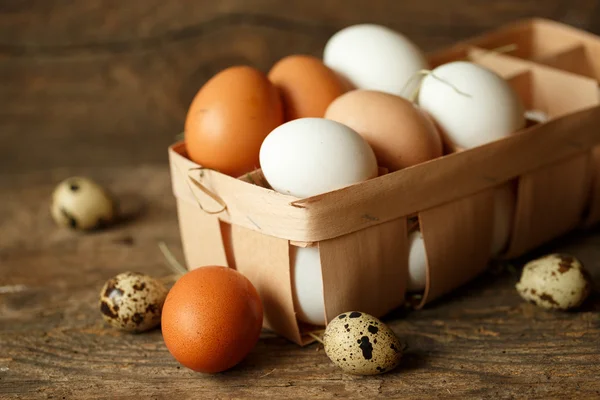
[99,272,168,332]
[51,177,117,230]
[516,254,592,310]
[323,311,402,375]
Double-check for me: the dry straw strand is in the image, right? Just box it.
[472,43,518,61]
[307,332,324,344]
[158,241,188,277]
[402,69,472,103]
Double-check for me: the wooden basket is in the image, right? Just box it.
[168,18,600,345]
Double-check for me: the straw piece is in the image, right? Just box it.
[158,242,187,276]
[307,332,324,344]
[402,69,472,104]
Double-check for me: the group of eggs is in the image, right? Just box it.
[184,24,529,326]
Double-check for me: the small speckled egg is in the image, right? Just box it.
[99,272,168,332]
[323,311,402,375]
[51,177,117,230]
[516,254,591,310]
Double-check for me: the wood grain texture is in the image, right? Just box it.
[2,0,600,174]
[1,1,600,398]
[1,167,600,399]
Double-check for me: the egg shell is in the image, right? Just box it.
[516,254,591,310]
[161,266,263,373]
[325,90,442,171]
[51,177,116,230]
[324,312,402,375]
[269,55,348,121]
[185,66,283,177]
[99,272,167,333]
[292,246,325,326]
[407,230,427,292]
[259,118,378,198]
[324,24,428,97]
[418,61,525,149]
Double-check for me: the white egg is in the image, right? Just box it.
[259,118,378,198]
[407,230,427,292]
[323,24,428,98]
[418,61,525,149]
[291,246,326,326]
[491,184,516,256]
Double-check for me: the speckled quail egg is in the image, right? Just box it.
[99,272,168,332]
[516,254,592,310]
[51,177,117,230]
[323,311,402,375]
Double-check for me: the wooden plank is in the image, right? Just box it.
[2,166,600,399]
[319,218,407,323]
[3,2,600,398]
[0,0,589,176]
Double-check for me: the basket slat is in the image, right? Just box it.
[505,154,591,258]
[319,218,408,324]
[177,199,229,268]
[584,145,600,226]
[231,225,304,344]
[417,189,494,307]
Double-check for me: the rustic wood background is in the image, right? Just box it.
[1,1,600,398]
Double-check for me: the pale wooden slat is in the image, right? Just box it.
[319,218,407,322]
[417,190,495,307]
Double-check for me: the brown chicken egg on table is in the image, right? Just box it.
[185,66,283,177]
[161,266,263,374]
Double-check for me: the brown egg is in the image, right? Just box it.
[185,66,283,177]
[161,266,263,373]
[325,90,443,171]
[268,55,348,121]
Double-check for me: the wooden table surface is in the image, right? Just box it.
[2,1,600,399]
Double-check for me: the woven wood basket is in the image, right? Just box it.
[169,18,600,345]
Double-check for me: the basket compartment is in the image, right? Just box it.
[538,44,599,80]
[465,19,582,61]
[502,66,598,256]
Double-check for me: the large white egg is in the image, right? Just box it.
[292,246,326,326]
[259,118,378,198]
[418,61,525,149]
[323,24,428,98]
[407,230,427,292]
[491,183,516,256]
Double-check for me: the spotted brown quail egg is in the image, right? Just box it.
[51,177,117,230]
[99,272,168,332]
[323,311,402,375]
[516,254,592,310]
